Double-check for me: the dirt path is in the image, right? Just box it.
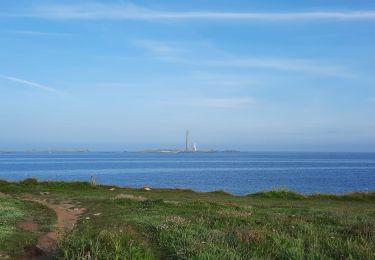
[18,195,84,259]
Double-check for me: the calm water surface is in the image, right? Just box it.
[0,152,374,195]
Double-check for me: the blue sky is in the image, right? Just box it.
[1,0,375,151]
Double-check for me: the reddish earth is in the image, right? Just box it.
[16,219,39,232]
[17,194,84,260]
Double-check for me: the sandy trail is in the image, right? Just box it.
[17,195,84,259]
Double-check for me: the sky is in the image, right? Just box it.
[1,0,375,152]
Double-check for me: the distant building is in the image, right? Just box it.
[192,143,197,152]
[185,130,198,152]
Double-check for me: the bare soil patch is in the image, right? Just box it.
[17,194,84,259]
[17,218,39,232]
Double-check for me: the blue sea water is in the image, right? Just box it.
[0,152,374,195]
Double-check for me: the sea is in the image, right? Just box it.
[0,152,374,195]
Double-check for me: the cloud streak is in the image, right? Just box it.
[151,54,354,77]
[2,30,70,36]
[135,40,182,55]
[205,58,354,77]
[5,3,375,22]
[133,40,355,77]
[0,75,63,95]
[158,97,255,108]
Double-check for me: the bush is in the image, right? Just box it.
[209,190,231,196]
[0,179,9,185]
[249,188,305,199]
[19,178,38,185]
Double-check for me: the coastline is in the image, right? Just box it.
[1,151,374,195]
[1,178,374,259]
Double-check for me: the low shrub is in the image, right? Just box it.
[0,179,9,185]
[249,188,305,199]
[19,178,38,185]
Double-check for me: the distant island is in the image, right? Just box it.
[140,149,240,153]
[0,149,90,154]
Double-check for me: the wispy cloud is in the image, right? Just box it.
[0,75,63,95]
[149,54,354,77]
[204,58,354,77]
[187,71,261,87]
[135,40,182,56]
[5,3,375,22]
[2,30,70,36]
[133,39,354,77]
[158,97,255,108]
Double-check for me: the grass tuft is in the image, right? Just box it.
[249,188,305,199]
[56,226,154,260]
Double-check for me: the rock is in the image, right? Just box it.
[109,187,116,191]
[0,252,10,258]
[93,213,102,216]
[40,192,50,196]
[144,187,151,191]
[23,245,46,259]
[85,217,90,220]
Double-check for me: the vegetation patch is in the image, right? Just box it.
[114,193,147,201]
[56,226,154,260]
[1,180,375,259]
[250,188,306,199]
[0,195,55,258]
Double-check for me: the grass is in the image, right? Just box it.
[1,179,375,259]
[0,192,55,258]
[56,226,154,259]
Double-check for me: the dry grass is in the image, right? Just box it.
[113,193,147,201]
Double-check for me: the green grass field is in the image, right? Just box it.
[1,179,374,259]
[0,187,55,258]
